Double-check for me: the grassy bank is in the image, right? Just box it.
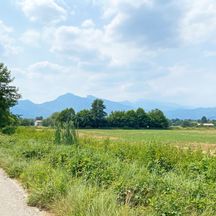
[0,127,216,215]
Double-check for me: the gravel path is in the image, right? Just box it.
[0,169,48,216]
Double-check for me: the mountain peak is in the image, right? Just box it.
[86,95,96,100]
[57,93,76,98]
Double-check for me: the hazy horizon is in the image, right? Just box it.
[1,0,216,107]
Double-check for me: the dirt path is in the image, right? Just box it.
[0,169,48,216]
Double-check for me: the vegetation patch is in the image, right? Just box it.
[0,127,216,215]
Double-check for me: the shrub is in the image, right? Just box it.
[1,126,16,135]
[54,121,79,145]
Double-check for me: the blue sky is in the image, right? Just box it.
[1,0,216,106]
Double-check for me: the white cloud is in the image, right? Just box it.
[0,20,20,56]
[109,0,153,9]
[49,21,152,67]
[98,0,153,17]
[28,61,65,75]
[81,19,95,28]
[180,0,216,44]
[50,25,104,61]
[20,29,41,46]
[145,65,216,106]
[18,0,68,24]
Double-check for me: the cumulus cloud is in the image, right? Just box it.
[107,1,181,48]
[0,20,20,56]
[28,61,65,75]
[18,0,68,24]
[49,20,154,68]
[180,0,216,44]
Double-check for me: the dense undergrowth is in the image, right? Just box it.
[0,127,216,215]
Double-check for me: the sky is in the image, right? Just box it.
[1,0,216,107]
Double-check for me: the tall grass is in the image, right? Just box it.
[0,127,216,215]
[54,121,79,145]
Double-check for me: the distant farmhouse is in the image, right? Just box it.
[34,120,43,127]
[203,123,214,127]
[197,123,214,127]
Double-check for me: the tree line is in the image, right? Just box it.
[170,116,216,127]
[41,99,169,129]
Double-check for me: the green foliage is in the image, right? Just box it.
[2,128,216,215]
[42,112,60,127]
[182,120,196,127]
[0,63,21,128]
[54,124,61,144]
[148,109,169,129]
[54,121,79,145]
[1,125,16,135]
[201,116,208,124]
[136,108,150,128]
[107,111,126,128]
[43,99,169,129]
[91,99,107,128]
[20,162,69,208]
[57,108,76,126]
[125,110,138,128]
[18,118,34,126]
[107,108,168,129]
[76,109,93,128]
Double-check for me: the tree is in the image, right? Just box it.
[201,116,208,124]
[0,63,21,128]
[125,110,138,128]
[148,109,169,129]
[107,111,126,128]
[182,120,194,128]
[76,109,93,128]
[43,112,60,127]
[36,116,43,120]
[136,108,150,128]
[91,99,107,128]
[57,108,76,126]
[19,118,34,126]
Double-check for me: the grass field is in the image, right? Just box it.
[0,127,216,215]
[80,128,216,154]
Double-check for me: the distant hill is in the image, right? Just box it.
[12,93,133,118]
[165,108,216,120]
[11,93,216,119]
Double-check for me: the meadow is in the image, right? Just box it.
[80,128,216,144]
[80,129,216,154]
[0,127,216,215]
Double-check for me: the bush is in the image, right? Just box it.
[54,121,79,145]
[1,126,16,135]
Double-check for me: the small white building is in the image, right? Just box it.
[34,120,43,127]
[203,123,214,127]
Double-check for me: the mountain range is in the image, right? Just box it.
[11,93,216,120]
